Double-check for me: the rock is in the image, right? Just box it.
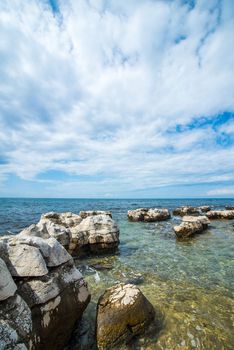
[41,212,82,228]
[174,216,210,239]
[96,283,155,349]
[16,236,72,267]
[206,210,234,219]
[0,258,17,301]
[224,206,234,210]
[1,239,48,277]
[69,214,119,255]
[173,206,200,216]
[17,261,90,350]
[128,208,170,222]
[0,294,32,349]
[198,206,211,212]
[0,233,90,350]
[79,210,112,219]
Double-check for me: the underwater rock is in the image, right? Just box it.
[96,283,155,349]
[128,208,170,222]
[0,235,90,350]
[69,214,119,256]
[172,206,200,216]
[79,211,112,219]
[174,216,210,239]
[225,206,234,210]
[206,210,234,219]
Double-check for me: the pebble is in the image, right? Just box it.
[191,339,196,347]
[195,325,202,331]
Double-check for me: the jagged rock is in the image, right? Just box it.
[17,261,90,350]
[0,258,17,301]
[174,216,210,239]
[0,232,90,350]
[41,212,82,228]
[69,214,119,255]
[224,206,234,210]
[198,206,211,212]
[16,236,72,267]
[19,219,72,249]
[206,210,234,219]
[96,283,155,349]
[173,206,200,216]
[79,211,112,219]
[0,239,48,277]
[0,294,32,349]
[127,208,170,222]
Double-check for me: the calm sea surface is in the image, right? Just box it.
[0,198,234,350]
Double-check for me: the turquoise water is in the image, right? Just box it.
[0,198,234,349]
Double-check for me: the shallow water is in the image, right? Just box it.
[0,198,234,349]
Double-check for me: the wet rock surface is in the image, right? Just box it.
[96,283,155,349]
[172,206,200,216]
[128,208,170,222]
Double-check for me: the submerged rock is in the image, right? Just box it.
[174,216,210,239]
[225,206,234,210]
[198,206,211,212]
[206,210,234,219]
[128,208,170,222]
[96,283,155,349]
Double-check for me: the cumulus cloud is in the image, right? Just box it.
[0,0,234,197]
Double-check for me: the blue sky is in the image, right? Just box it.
[0,0,234,198]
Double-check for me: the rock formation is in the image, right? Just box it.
[19,211,119,256]
[174,216,210,239]
[172,206,200,216]
[206,210,234,219]
[128,208,170,222]
[0,234,90,350]
[225,206,234,210]
[96,283,155,349]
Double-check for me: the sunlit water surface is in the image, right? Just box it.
[0,198,233,349]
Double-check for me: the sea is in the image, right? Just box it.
[0,198,233,350]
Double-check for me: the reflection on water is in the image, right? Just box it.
[74,218,234,350]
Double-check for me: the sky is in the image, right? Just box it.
[0,0,234,198]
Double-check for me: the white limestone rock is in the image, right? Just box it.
[0,258,17,301]
[128,208,170,222]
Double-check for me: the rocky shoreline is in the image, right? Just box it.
[0,205,233,349]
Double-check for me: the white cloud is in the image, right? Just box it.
[207,188,234,196]
[0,0,234,196]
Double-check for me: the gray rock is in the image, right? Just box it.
[128,208,170,222]
[16,236,72,267]
[173,206,200,216]
[174,216,210,239]
[79,210,112,219]
[0,258,17,301]
[206,210,234,219]
[0,294,32,349]
[69,214,119,255]
[1,239,48,277]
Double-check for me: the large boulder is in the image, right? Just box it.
[0,234,90,350]
[96,283,155,349]
[198,206,211,212]
[128,208,170,222]
[174,216,210,239]
[172,206,200,216]
[69,214,119,255]
[206,210,234,219]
